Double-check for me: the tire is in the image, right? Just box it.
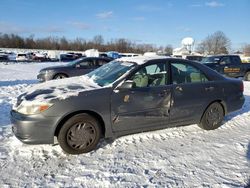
[53,74,67,79]
[244,71,250,81]
[199,102,224,130]
[58,113,101,154]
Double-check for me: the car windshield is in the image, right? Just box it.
[67,57,85,66]
[87,60,136,86]
[201,56,220,64]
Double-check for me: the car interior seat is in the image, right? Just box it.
[189,72,201,82]
[172,66,184,84]
[132,68,148,87]
[150,73,166,86]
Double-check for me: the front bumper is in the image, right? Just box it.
[37,72,54,82]
[10,110,60,144]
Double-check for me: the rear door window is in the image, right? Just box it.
[171,62,208,84]
[79,59,95,67]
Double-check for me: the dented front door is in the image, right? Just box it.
[111,85,171,132]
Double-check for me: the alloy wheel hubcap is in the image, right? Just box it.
[67,122,96,150]
[56,75,65,79]
[206,106,222,127]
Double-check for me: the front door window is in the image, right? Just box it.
[129,62,168,87]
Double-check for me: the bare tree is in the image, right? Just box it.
[164,45,173,55]
[196,31,231,55]
[242,44,250,56]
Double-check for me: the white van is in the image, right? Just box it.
[16,53,29,61]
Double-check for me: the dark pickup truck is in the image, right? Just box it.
[201,55,250,81]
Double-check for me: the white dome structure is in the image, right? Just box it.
[181,37,195,53]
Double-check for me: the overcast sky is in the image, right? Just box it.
[0,0,249,49]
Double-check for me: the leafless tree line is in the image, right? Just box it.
[1,31,248,56]
[196,31,231,55]
[196,31,250,56]
[0,33,173,54]
[242,44,250,56]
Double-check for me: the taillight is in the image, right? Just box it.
[240,81,244,92]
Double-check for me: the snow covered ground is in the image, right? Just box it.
[0,62,249,187]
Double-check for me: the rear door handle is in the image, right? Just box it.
[205,86,214,91]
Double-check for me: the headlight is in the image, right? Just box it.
[15,101,53,115]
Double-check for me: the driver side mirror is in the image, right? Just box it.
[75,64,80,68]
[117,80,134,90]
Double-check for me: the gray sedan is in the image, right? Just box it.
[37,57,112,82]
[11,56,245,154]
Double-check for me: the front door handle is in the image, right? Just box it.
[158,89,169,97]
[205,86,214,91]
[175,86,183,92]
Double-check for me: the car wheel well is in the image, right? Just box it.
[53,73,68,79]
[54,110,105,137]
[200,100,226,122]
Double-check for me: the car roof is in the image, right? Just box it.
[117,55,170,65]
[118,56,226,81]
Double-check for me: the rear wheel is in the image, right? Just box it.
[54,73,67,79]
[244,71,250,81]
[199,102,224,130]
[58,113,101,154]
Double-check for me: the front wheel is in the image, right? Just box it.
[54,74,67,79]
[199,102,224,130]
[244,71,250,81]
[58,113,101,154]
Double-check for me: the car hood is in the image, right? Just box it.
[16,75,102,106]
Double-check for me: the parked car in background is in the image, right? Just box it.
[120,53,140,57]
[12,56,244,154]
[32,53,49,62]
[47,51,60,61]
[37,57,113,82]
[184,55,203,62]
[16,53,30,61]
[0,53,9,61]
[99,53,108,57]
[59,52,83,62]
[107,51,120,59]
[201,55,250,81]
[7,52,17,61]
